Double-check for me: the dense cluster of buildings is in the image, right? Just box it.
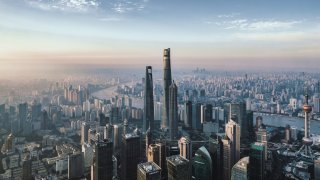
[0,48,320,180]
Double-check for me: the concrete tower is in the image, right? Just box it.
[297,94,314,160]
[169,81,178,140]
[143,66,154,133]
[162,48,172,129]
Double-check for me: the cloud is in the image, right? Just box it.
[235,32,314,42]
[247,21,300,31]
[25,0,100,13]
[217,13,240,18]
[25,0,149,14]
[99,17,122,22]
[111,1,146,14]
[210,18,301,31]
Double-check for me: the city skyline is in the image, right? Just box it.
[0,0,320,78]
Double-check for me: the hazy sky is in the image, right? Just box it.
[0,0,320,75]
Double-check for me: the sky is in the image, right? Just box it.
[0,0,320,76]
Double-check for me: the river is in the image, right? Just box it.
[253,112,320,135]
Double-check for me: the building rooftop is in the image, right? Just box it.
[166,155,189,166]
[251,142,265,150]
[124,133,139,139]
[233,157,249,170]
[138,162,161,173]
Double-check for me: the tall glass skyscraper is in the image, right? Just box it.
[249,142,265,180]
[121,133,141,180]
[162,48,172,129]
[231,157,249,180]
[192,146,212,180]
[143,66,154,133]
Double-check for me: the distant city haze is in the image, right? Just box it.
[0,0,319,77]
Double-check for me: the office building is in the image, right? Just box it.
[256,124,268,160]
[184,101,192,128]
[209,135,223,180]
[201,104,212,123]
[121,133,141,180]
[148,144,160,165]
[192,146,212,180]
[231,157,249,180]
[222,136,232,180]
[167,155,191,180]
[192,102,202,131]
[178,136,192,160]
[22,155,32,180]
[225,119,240,166]
[229,102,247,138]
[157,142,167,179]
[92,139,113,180]
[137,162,161,180]
[162,48,172,129]
[146,128,153,158]
[113,124,123,150]
[315,159,320,180]
[18,102,28,133]
[249,142,265,180]
[169,81,178,140]
[68,152,83,179]
[143,66,155,133]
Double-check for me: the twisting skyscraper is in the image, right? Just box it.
[143,66,154,133]
[162,48,172,129]
[169,81,178,140]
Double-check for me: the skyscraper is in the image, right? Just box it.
[225,119,241,166]
[201,104,213,123]
[22,155,32,180]
[146,128,153,158]
[144,66,154,133]
[192,102,202,131]
[166,155,191,180]
[209,135,223,180]
[137,162,162,180]
[315,159,320,180]
[92,139,113,180]
[229,102,247,138]
[231,157,249,180]
[162,48,172,129]
[249,142,265,180]
[169,81,178,140]
[31,100,41,121]
[156,142,167,180]
[121,133,141,180]
[18,102,28,133]
[222,136,232,180]
[178,136,192,160]
[192,146,212,180]
[148,144,160,165]
[68,152,84,179]
[256,124,268,160]
[184,101,192,128]
[81,122,90,145]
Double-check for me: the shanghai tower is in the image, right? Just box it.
[162,48,172,129]
[143,66,154,133]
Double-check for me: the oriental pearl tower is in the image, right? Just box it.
[297,93,314,160]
